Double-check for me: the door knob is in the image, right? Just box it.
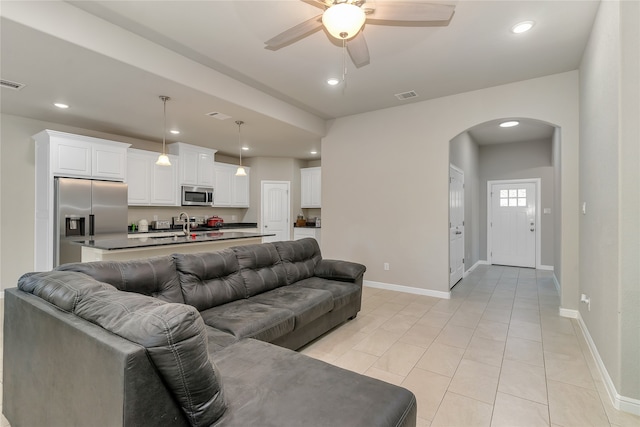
[455,231,462,235]
[530,228,535,232]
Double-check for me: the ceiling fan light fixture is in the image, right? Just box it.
[322,3,366,40]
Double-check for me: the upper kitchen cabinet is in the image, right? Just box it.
[168,142,217,187]
[213,162,250,208]
[33,130,130,181]
[301,167,321,208]
[127,149,179,206]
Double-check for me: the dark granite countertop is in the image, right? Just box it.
[72,231,272,251]
[128,222,259,235]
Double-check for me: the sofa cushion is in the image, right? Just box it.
[250,286,334,329]
[211,339,417,427]
[56,256,184,304]
[200,299,294,342]
[273,238,322,284]
[17,270,116,312]
[293,277,362,311]
[173,250,245,311]
[232,243,288,297]
[74,290,226,427]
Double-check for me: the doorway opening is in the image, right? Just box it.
[449,164,464,288]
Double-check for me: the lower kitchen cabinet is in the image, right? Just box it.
[127,149,179,206]
[293,227,321,246]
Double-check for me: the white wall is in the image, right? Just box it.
[323,72,580,301]
[579,0,640,404]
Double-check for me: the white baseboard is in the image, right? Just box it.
[559,307,579,319]
[573,311,640,416]
[538,264,554,271]
[364,280,451,300]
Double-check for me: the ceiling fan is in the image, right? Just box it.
[264,0,456,68]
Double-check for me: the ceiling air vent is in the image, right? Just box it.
[395,90,418,101]
[1,79,26,90]
[205,112,232,120]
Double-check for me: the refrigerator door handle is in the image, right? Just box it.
[89,214,95,237]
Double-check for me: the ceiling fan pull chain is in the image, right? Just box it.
[342,38,348,93]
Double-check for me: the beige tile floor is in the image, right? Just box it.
[299,265,640,427]
[1,265,639,426]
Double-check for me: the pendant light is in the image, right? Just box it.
[156,95,171,166]
[235,120,247,177]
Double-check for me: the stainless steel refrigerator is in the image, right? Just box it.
[54,177,128,266]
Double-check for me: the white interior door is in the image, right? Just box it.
[261,181,290,243]
[449,165,464,288]
[489,181,536,268]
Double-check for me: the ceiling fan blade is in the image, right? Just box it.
[302,0,333,9]
[347,32,370,68]
[265,14,324,49]
[366,2,455,23]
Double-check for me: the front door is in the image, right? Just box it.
[449,165,464,288]
[489,181,537,268]
[261,181,290,243]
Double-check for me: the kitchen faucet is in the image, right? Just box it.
[178,211,190,236]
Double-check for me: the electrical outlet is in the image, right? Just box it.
[384,263,390,271]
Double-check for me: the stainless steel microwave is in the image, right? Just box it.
[181,185,214,206]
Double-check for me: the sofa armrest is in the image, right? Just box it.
[314,259,366,283]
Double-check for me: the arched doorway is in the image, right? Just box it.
[449,118,561,282]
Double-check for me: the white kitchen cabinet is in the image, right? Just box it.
[213,162,250,208]
[213,164,233,206]
[33,130,131,272]
[168,142,217,187]
[127,149,179,206]
[127,151,151,205]
[293,227,321,246]
[301,167,321,208]
[35,129,129,181]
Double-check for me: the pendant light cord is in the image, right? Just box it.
[236,120,244,167]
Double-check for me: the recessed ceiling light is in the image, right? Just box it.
[499,120,520,128]
[242,146,249,151]
[54,103,69,109]
[170,129,180,135]
[327,78,340,86]
[511,21,535,34]
[310,150,318,155]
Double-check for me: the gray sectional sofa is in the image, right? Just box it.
[3,238,417,427]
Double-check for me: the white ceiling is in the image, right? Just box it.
[0,0,599,159]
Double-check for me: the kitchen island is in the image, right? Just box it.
[74,231,273,262]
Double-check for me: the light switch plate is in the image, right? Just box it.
[544,208,551,214]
